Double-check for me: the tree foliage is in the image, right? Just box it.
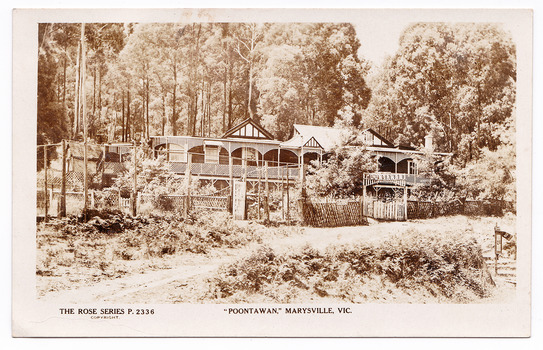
[453,113,516,200]
[365,23,516,166]
[37,22,372,144]
[258,23,371,140]
[37,22,518,202]
[305,130,378,197]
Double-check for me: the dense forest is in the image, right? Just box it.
[37,22,371,145]
[37,22,516,199]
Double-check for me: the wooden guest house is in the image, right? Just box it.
[142,118,450,193]
[149,118,324,189]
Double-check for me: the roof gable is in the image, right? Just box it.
[304,136,322,148]
[222,118,274,140]
[362,128,394,147]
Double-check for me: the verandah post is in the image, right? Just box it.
[229,150,233,213]
[257,167,261,220]
[264,161,270,221]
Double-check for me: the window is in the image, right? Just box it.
[168,144,186,162]
[205,146,220,164]
[408,160,417,175]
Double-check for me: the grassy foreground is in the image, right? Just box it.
[36,210,294,296]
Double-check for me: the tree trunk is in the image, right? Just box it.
[97,67,102,131]
[73,41,81,136]
[172,61,177,136]
[207,81,211,137]
[62,55,67,110]
[146,76,150,139]
[127,88,131,141]
[161,93,166,136]
[228,80,233,130]
[223,65,227,133]
[141,78,146,139]
[247,60,253,119]
[201,79,206,137]
[93,65,96,124]
[121,91,125,142]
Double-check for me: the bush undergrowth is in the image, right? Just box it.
[36,210,281,278]
[206,229,492,303]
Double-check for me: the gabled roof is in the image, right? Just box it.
[361,128,394,147]
[281,125,398,152]
[281,124,346,151]
[222,118,275,140]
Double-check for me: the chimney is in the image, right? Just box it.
[424,134,434,152]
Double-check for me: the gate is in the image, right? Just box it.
[233,181,247,220]
[363,198,406,221]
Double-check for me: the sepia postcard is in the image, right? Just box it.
[12,8,532,337]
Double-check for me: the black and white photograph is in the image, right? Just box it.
[12,8,533,337]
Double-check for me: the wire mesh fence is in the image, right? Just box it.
[38,187,231,218]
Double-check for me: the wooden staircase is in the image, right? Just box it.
[483,250,517,285]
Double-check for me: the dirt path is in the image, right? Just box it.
[39,216,515,303]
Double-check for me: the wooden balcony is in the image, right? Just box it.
[169,162,300,180]
[363,172,431,187]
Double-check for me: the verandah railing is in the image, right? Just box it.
[169,161,300,180]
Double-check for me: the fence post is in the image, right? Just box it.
[359,196,364,223]
[83,140,88,220]
[43,145,48,222]
[227,195,232,213]
[362,183,367,218]
[118,189,122,212]
[49,185,54,217]
[131,141,137,217]
[281,167,285,221]
[403,185,408,221]
[90,190,95,209]
[286,167,290,223]
[59,140,67,217]
[184,153,192,218]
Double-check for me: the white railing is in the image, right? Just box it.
[169,162,299,180]
[363,173,431,186]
